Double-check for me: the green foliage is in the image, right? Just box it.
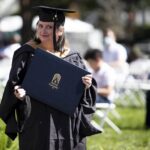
[133,25,150,42]
[0,120,19,150]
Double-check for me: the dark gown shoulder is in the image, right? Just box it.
[12,44,35,60]
[63,49,80,58]
[63,49,86,70]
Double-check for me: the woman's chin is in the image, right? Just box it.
[40,39,50,43]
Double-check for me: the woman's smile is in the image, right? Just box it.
[40,34,49,38]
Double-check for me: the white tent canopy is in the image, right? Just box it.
[0,0,19,18]
[0,15,22,32]
[64,17,94,33]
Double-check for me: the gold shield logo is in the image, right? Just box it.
[49,73,61,89]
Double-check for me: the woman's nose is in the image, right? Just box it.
[42,27,48,34]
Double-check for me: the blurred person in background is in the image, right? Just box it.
[2,33,21,59]
[103,28,129,82]
[84,49,116,103]
[0,33,21,86]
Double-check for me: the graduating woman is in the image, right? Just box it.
[0,6,101,150]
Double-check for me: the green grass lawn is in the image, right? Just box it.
[0,106,150,150]
[87,107,150,150]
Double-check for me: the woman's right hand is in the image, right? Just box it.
[14,85,26,101]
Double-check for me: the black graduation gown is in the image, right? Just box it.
[0,44,101,150]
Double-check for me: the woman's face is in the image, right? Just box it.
[36,21,64,44]
[36,21,54,43]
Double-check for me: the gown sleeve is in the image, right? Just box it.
[75,52,97,114]
[70,52,101,145]
[0,47,31,140]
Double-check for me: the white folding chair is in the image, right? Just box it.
[95,103,122,134]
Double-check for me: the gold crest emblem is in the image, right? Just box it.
[49,73,61,89]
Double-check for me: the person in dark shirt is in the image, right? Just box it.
[145,73,150,129]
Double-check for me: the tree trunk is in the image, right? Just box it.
[19,0,34,44]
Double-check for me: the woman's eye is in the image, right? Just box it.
[38,24,43,28]
[47,25,52,29]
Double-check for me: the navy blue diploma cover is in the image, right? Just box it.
[22,48,90,116]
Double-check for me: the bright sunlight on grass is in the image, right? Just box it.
[87,107,150,150]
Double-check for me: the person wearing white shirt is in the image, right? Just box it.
[103,29,127,68]
[103,28,129,83]
[84,49,116,103]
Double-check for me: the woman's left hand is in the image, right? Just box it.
[82,74,92,89]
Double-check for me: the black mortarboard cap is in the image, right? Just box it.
[33,6,76,25]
